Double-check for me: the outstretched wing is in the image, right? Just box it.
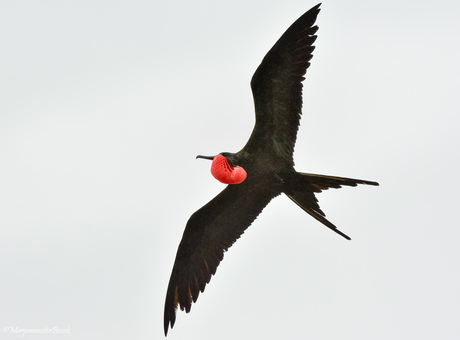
[164,182,280,335]
[244,4,321,163]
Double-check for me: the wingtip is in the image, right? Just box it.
[164,316,171,336]
[164,317,174,337]
[163,291,176,336]
[312,3,321,13]
[164,320,168,337]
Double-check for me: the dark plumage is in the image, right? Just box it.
[163,4,378,335]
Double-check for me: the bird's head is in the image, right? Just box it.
[196,153,247,185]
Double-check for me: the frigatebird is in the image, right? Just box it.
[164,3,378,335]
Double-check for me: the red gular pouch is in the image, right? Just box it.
[210,154,247,184]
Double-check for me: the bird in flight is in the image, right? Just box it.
[164,3,378,335]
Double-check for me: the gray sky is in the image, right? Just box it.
[1,1,459,339]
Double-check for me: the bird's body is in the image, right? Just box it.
[164,4,378,335]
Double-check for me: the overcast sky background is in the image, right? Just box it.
[1,1,459,339]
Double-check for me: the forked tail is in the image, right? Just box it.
[287,173,379,240]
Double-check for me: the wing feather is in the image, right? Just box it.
[164,182,280,335]
[244,4,321,163]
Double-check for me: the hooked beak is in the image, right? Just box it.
[196,155,215,160]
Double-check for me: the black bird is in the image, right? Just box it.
[164,3,378,335]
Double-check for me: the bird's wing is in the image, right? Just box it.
[164,182,280,335]
[243,4,320,164]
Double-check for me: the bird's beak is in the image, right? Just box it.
[196,155,215,160]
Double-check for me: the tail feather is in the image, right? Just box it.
[299,172,379,193]
[287,193,351,240]
[287,173,379,240]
